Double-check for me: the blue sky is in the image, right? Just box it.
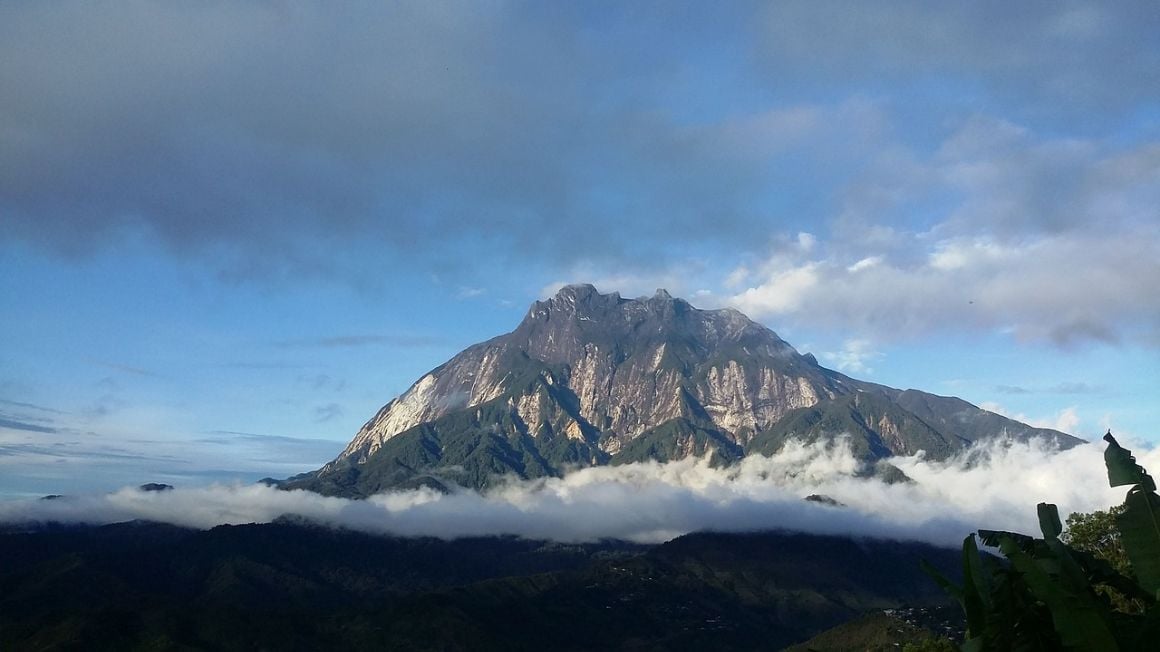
[1,1,1157,497]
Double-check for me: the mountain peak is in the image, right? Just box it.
[287,285,1083,496]
[553,283,600,302]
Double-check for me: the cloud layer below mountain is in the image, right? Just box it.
[4,438,1153,548]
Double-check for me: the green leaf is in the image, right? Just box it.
[1116,486,1160,596]
[998,534,1120,651]
[1039,503,1063,540]
[958,534,993,638]
[978,528,1038,554]
[1104,432,1155,491]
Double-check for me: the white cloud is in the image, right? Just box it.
[846,256,882,273]
[927,239,1012,271]
[731,264,819,316]
[539,281,568,299]
[797,232,816,252]
[821,339,884,375]
[455,286,487,299]
[1049,407,1081,433]
[979,402,1081,435]
[540,268,710,304]
[724,266,750,289]
[2,438,1150,548]
[728,229,1158,347]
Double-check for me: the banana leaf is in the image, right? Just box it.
[1116,486,1160,596]
[1104,432,1155,491]
[998,534,1120,651]
[1104,433,1160,595]
[1039,503,1063,540]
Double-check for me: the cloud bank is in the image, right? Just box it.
[3,438,1153,548]
[725,117,1160,347]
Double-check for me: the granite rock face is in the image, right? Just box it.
[288,285,1080,496]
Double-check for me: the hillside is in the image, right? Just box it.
[0,522,962,650]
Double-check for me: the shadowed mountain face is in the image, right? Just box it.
[284,285,1081,497]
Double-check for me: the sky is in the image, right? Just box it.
[1,1,1158,499]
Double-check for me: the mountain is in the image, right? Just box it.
[283,284,1080,496]
[0,521,963,650]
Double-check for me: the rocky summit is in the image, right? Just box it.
[283,285,1081,497]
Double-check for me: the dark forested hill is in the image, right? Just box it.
[0,521,962,650]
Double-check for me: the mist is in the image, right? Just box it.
[2,437,1154,548]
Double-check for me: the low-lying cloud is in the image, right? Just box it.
[4,438,1153,549]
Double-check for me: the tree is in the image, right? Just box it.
[1064,504,1142,613]
[1064,505,1129,574]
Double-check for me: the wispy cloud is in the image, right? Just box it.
[313,403,342,423]
[86,360,159,377]
[275,334,448,349]
[995,385,1033,395]
[821,339,883,375]
[0,416,57,434]
[996,382,1107,396]
[1048,382,1108,395]
[0,399,66,415]
[0,426,343,497]
[980,402,1082,434]
[455,286,486,300]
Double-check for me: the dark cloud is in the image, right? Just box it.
[0,1,1010,281]
[755,1,1160,122]
[2,2,1156,352]
[0,2,767,274]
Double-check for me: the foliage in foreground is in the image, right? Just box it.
[926,432,1160,651]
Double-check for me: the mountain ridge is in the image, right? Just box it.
[284,284,1080,496]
